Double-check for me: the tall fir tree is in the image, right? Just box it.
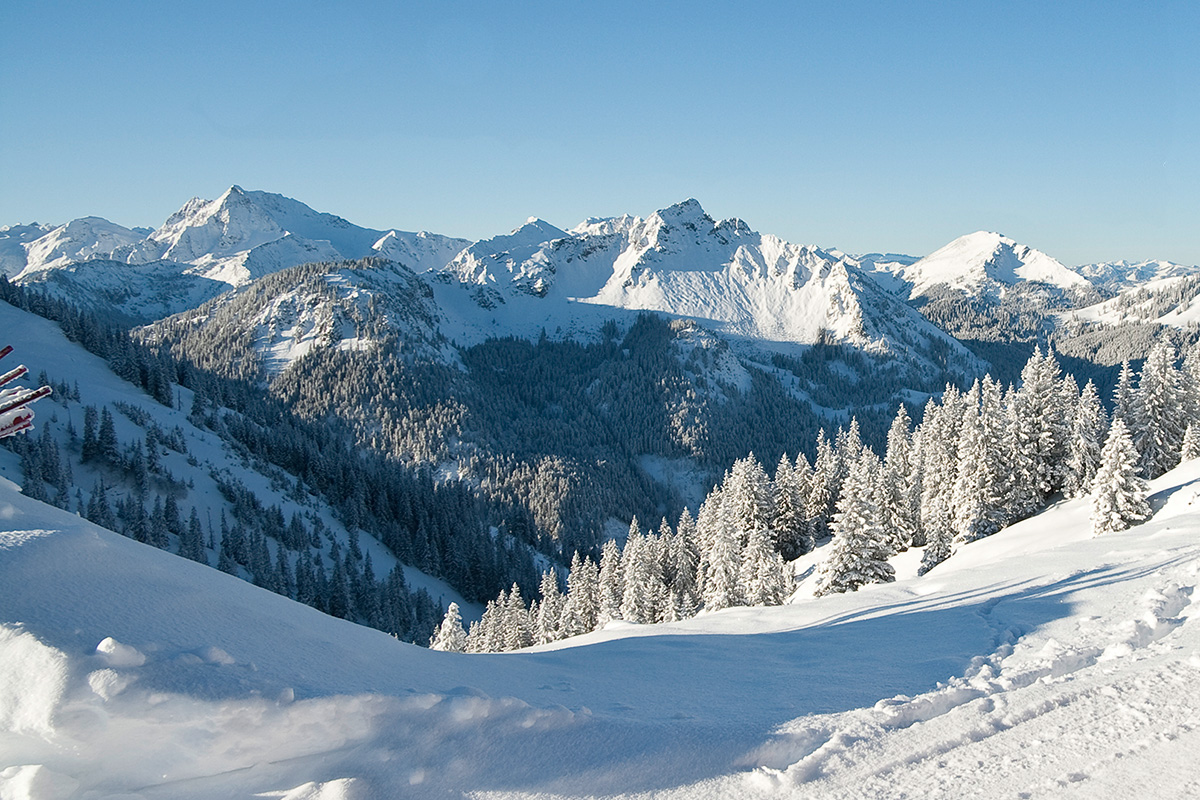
[816,452,895,595]
[534,570,565,645]
[430,602,469,652]
[1064,380,1108,498]
[1091,418,1151,536]
[596,538,624,626]
[1133,340,1186,478]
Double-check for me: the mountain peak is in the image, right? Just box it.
[652,198,712,227]
[902,231,1088,298]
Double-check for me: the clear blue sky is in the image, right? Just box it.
[3,1,1197,265]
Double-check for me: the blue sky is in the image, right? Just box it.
[3,1,1197,264]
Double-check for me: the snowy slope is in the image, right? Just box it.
[1062,273,1200,330]
[880,231,1090,299]
[5,431,1200,797]
[0,296,474,619]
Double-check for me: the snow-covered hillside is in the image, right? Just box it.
[1063,273,1200,330]
[879,231,1090,299]
[0,296,474,627]
[4,447,1200,798]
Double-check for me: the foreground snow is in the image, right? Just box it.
[4,464,1200,799]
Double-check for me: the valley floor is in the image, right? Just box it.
[4,463,1200,799]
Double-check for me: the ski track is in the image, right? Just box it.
[728,564,1200,799]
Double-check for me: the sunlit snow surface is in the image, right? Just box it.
[5,458,1200,798]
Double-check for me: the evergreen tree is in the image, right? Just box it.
[1091,418,1151,536]
[430,602,469,652]
[1182,422,1200,462]
[501,584,533,651]
[562,553,600,636]
[620,528,664,623]
[918,522,954,576]
[534,570,565,644]
[882,404,919,550]
[816,453,895,595]
[1133,340,1186,478]
[98,407,119,464]
[917,395,956,550]
[1112,360,1136,429]
[668,509,701,619]
[81,406,98,463]
[701,496,743,610]
[740,523,789,605]
[596,538,624,626]
[772,453,810,559]
[1064,380,1107,498]
[807,431,837,539]
[952,381,1004,543]
[1013,347,1068,504]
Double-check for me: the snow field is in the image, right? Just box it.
[6,459,1200,797]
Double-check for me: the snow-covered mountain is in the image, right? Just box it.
[877,231,1090,299]
[1069,259,1200,293]
[149,257,455,375]
[12,187,469,322]
[115,185,470,287]
[432,199,980,381]
[0,222,55,277]
[14,217,146,276]
[4,428,1200,798]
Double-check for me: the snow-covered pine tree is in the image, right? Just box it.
[1182,422,1200,463]
[596,538,624,626]
[1112,360,1136,429]
[562,552,600,636]
[1183,341,1200,424]
[740,523,789,606]
[888,406,926,548]
[1133,340,1186,478]
[430,602,469,652]
[772,453,809,560]
[816,451,895,595]
[667,508,701,619]
[467,594,503,652]
[807,430,837,539]
[1064,380,1108,498]
[1091,418,1151,536]
[952,381,1004,543]
[833,418,864,490]
[701,495,743,610]
[1002,383,1038,520]
[620,527,664,624]
[724,453,776,550]
[1013,347,1068,504]
[917,395,956,551]
[501,584,533,651]
[534,570,565,645]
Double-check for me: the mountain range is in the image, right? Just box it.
[4,187,1200,797]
